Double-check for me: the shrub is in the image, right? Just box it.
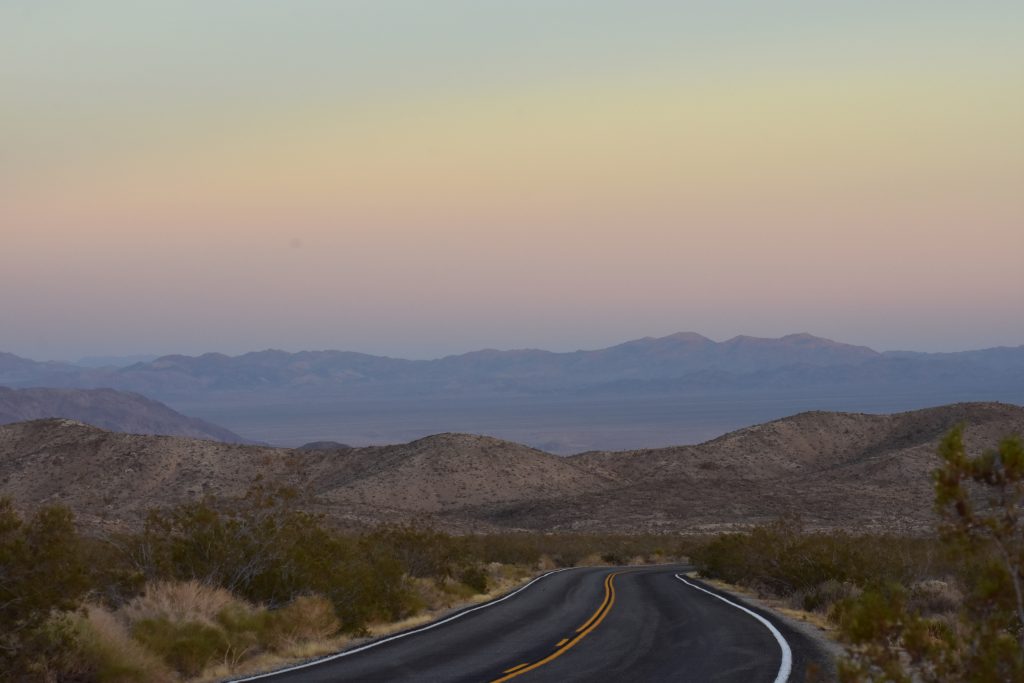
[835,428,1024,681]
[0,499,92,674]
[72,607,174,683]
[362,525,465,580]
[121,579,238,626]
[131,616,229,677]
[691,519,950,606]
[131,486,419,632]
[263,595,340,650]
[794,579,859,613]
[458,566,489,594]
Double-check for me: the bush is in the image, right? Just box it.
[116,581,340,676]
[121,579,238,626]
[0,499,92,674]
[70,607,174,683]
[691,519,951,606]
[131,486,419,632]
[263,595,340,650]
[834,428,1024,681]
[458,566,489,594]
[132,617,229,677]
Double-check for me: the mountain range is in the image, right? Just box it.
[3,333,1022,452]
[2,402,1020,535]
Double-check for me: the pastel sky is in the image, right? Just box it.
[2,2,1022,360]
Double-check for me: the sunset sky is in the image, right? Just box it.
[2,2,1022,360]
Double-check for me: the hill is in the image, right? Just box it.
[1,402,1021,534]
[0,386,249,443]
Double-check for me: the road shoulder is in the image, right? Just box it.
[683,572,844,682]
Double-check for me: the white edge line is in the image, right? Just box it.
[674,574,792,683]
[229,567,575,682]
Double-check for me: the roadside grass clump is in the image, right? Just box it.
[121,579,237,626]
[122,582,342,677]
[22,607,174,683]
[260,595,341,650]
[79,606,175,683]
[131,616,230,677]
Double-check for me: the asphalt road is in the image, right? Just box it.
[235,566,830,682]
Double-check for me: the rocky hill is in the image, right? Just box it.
[0,386,248,443]
[0,402,1021,535]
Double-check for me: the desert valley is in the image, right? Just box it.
[5,3,1022,679]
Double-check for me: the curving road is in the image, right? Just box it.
[234,566,830,682]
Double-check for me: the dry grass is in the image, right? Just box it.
[263,595,340,649]
[686,572,837,634]
[579,552,612,567]
[121,580,242,627]
[206,571,542,683]
[194,633,353,683]
[113,582,343,681]
[908,578,962,616]
[70,605,176,683]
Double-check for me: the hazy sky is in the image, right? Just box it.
[2,2,1022,360]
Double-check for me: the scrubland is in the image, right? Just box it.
[3,425,1021,682]
[0,486,683,682]
[692,427,1024,682]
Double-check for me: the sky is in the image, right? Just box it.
[2,1,1022,361]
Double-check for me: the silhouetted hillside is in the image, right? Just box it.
[0,386,249,443]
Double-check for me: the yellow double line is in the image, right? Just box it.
[491,571,621,682]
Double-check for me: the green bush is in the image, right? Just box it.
[0,499,92,675]
[458,566,489,594]
[131,486,419,632]
[691,519,950,603]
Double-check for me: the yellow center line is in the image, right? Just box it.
[555,638,569,647]
[575,573,614,633]
[502,663,531,674]
[490,571,622,683]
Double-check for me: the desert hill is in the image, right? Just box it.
[0,386,248,443]
[0,423,612,532]
[0,402,1021,534]
[311,433,616,514]
[539,402,1024,533]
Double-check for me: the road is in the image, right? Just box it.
[234,566,830,682]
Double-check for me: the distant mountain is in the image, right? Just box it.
[75,354,160,368]
[1,334,1021,451]
[4,333,1016,397]
[0,386,249,443]
[3,402,1021,534]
